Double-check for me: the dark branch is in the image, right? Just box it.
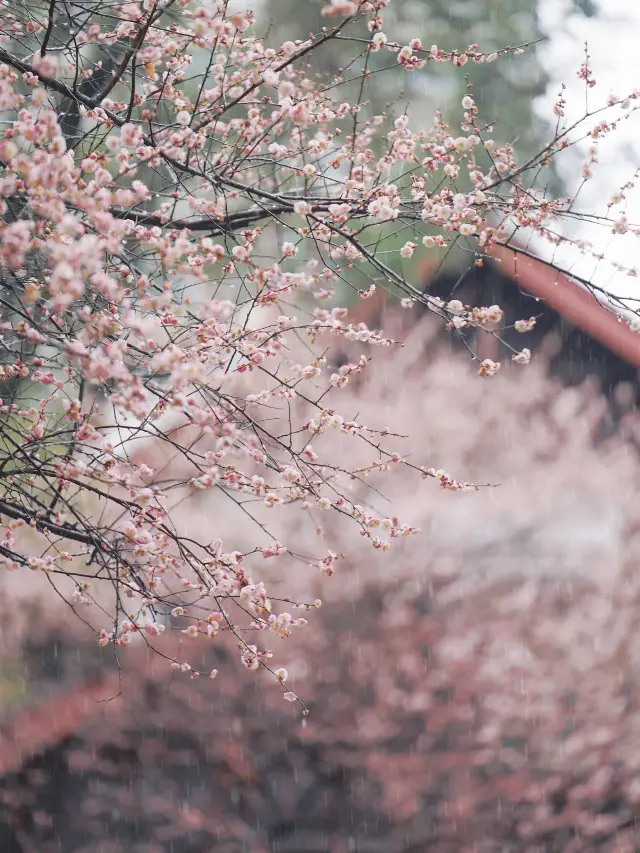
[0,497,104,547]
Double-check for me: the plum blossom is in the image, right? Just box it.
[512,348,531,365]
[478,358,501,376]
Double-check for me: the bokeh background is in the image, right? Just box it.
[5,1,640,852]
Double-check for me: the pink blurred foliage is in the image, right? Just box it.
[5,312,640,850]
[122,308,640,602]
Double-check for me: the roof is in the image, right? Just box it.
[3,576,640,853]
[487,244,640,369]
[346,247,640,371]
[0,674,121,775]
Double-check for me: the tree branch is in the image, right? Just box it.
[0,497,104,547]
[40,0,57,57]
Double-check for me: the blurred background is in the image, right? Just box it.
[6,1,640,852]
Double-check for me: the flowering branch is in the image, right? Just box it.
[0,0,636,708]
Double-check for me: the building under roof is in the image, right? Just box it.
[345,246,640,422]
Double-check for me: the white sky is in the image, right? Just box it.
[534,0,640,308]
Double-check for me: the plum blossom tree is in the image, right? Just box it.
[0,0,638,705]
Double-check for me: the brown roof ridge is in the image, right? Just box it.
[488,242,640,369]
[0,671,121,775]
[346,241,640,369]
